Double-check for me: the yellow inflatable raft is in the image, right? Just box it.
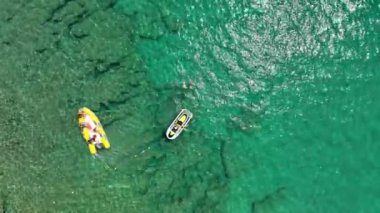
[78,107,110,155]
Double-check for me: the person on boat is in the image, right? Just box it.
[89,131,102,149]
[78,111,96,131]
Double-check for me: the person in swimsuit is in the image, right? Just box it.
[78,111,96,131]
[89,131,102,149]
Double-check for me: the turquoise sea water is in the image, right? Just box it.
[0,0,379,212]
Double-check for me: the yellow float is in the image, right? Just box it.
[78,107,110,155]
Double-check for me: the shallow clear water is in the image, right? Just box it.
[0,0,379,212]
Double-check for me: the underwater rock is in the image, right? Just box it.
[219,139,230,178]
[46,0,84,24]
[96,0,118,10]
[251,187,287,213]
[135,13,166,40]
